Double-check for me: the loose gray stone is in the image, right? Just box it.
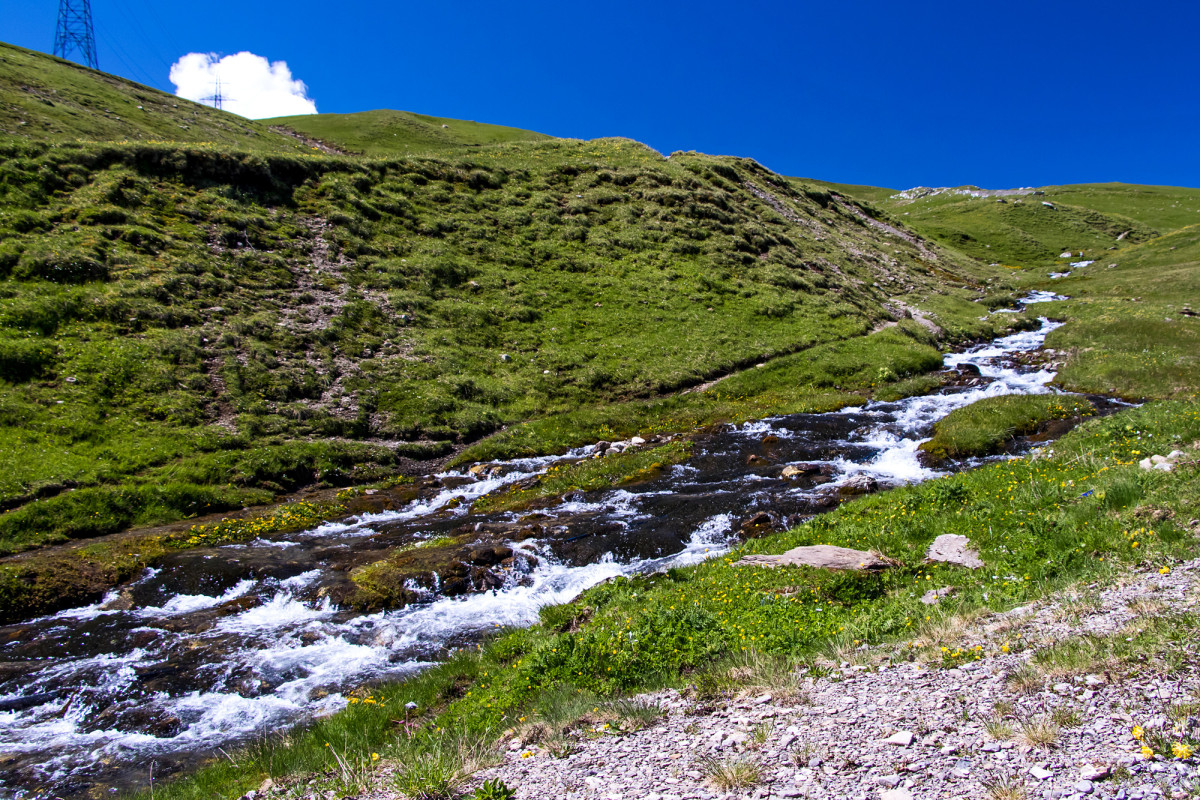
[736,545,897,571]
[924,533,984,568]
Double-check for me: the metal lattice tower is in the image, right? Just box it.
[54,0,99,70]
[201,76,230,111]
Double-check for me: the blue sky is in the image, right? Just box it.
[5,0,1199,189]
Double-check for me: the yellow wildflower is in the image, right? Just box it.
[1133,725,1145,740]
[1173,742,1193,760]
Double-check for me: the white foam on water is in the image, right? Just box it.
[279,569,323,591]
[215,593,336,634]
[733,420,796,439]
[312,449,594,537]
[136,578,256,618]
[1022,290,1067,304]
[546,488,658,520]
[654,513,735,568]
[832,432,936,486]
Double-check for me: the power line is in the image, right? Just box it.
[54,0,99,70]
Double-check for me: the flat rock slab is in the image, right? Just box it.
[736,545,896,571]
[924,534,983,568]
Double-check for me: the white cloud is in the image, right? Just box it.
[169,51,317,119]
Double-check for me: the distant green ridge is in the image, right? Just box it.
[0,40,308,153]
[266,108,553,155]
[871,182,1200,267]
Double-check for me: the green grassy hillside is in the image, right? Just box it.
[878,183,1200,267]
[0,41,310,152]
[0,130,1010,553]
[790,178,1200,268]
[268,108,552,155]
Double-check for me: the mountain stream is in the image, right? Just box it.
[0,296,1106,797]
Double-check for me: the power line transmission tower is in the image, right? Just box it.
[54,0,99,70]
[201,76,231,111]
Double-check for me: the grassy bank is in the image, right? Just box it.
[0,497,344,623]
[144,398,1200,799]
[919,393,1096,460]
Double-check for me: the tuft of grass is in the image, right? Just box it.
[1006,666,1043,696]
[984,716,1015,741]
[606,697,664,733]
[750,720,775,748]
[391,731,500,800]
[983,772,1029,800]
[1050,707,1082,728]
[696,754,762,791]
[709,648,808,702]
[1017,715,1061,748]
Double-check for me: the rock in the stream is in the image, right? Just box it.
[925,533,983,568]
[838,474,878,496]
[781,463,822,479]
[736,544,896,570]
[739,511,778,537]
[466,544,513,566]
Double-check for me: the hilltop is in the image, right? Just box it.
[267,108,552,156]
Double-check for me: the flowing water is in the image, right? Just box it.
[0,303,1095,797]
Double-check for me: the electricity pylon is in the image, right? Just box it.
[201,76,231,111]
[53,0,99,70]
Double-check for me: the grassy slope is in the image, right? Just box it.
[0,137,1007,553]
[1039,223,1200,399]
[872,178,1200,400]
[0,41,308,153]
[880,183,1200,268]
[267,108,552,155]
[0,39,1017,557]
